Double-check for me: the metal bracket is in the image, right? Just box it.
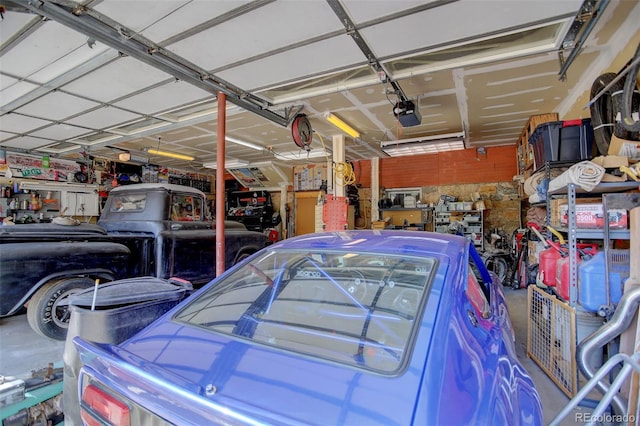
[557,0,609,81]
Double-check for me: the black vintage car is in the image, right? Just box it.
[0,183,270,340]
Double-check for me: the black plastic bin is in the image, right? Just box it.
[63,276,192,426]
[529,119,595,169]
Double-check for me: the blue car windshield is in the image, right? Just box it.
[174,249,436,374]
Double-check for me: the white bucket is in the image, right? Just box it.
[576,309,605,369]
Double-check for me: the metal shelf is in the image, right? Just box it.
[552,226,631,240]
[548,181,640,196]
[434,209,483,250]
[553,183,638,307]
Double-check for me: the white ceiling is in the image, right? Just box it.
[1,0,638,171]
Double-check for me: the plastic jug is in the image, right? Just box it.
[578,251,625,313]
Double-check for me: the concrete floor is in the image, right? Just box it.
[0,312,65,377]
[0,288,597,424]
[504,287,591,425]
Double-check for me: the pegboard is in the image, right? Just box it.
[322,196,349,231]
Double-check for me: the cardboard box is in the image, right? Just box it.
[372,220,388,229]
[528,240,546,265]
[550,197,600,227]
[591,155,628,168]
[608,135,640,163]
[403,197,416,208]
[559,203,628,229]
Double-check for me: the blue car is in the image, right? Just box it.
[74,230,542,425]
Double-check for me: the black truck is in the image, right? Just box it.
[0,183,270,340]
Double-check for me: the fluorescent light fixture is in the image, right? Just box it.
[202,159,250,169]
[20,181,96,192]
[36,142,82,154]
[177,107,217,122]
[118,152,131,162]
[325,113,360,139]
[276,149,329,161]
[226,136,263,151]
[146,148,195,161]
[70,133,121,146]
[380,132,465,157]
[108,121,170,136]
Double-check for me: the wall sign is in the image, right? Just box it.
[168,176,211,193]
[4,152,80,181]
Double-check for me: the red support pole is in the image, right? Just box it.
[216,92,226,277]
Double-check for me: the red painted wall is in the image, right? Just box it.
[350,145,516,187]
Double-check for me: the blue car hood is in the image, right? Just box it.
[98,319,425,425]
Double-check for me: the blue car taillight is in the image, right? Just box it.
[80,383,131,426]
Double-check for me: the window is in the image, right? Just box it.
[110,194,146,212]
[174,249,436,374]
[171,194,203,221]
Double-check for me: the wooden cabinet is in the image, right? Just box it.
[62,190,100,216]
[294,191,322,236]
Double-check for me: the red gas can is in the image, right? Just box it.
[538,240,565,287]
[556,243,598,300]
[539,248,562,287]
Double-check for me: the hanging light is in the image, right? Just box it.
[380,132,465,157]
[325,113,360,138]
[226,136,263,151]
[202,159,250,169]
[146,148,194,161]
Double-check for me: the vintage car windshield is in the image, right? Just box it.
[174,249,436,373]
[110,194,147,212]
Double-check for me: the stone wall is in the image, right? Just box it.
[421,181,522,237]
[353,180,523,240]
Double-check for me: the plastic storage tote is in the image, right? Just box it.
[529,119,595,169]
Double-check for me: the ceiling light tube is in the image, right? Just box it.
[177,107,218,122]
[325,113,360,139]
[202,159,250,169]
[146,148,195,161]
[226,136,263,151]
[380,132,465,147]
[276,149,329,161]
[70,134,121,145]
[380,132,466,157]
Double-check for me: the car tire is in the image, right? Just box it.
[27,277,95,340]
[234,251,253,264]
